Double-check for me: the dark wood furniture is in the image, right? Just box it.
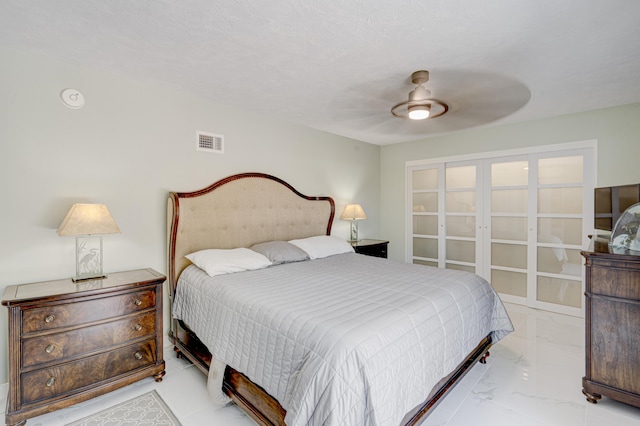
[351,238,388,258]
[167,172,492,426]
[581,239,640,408]
[2,269,166,426]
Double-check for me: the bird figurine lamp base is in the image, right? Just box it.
[73,235,106,282]
[349,220,359,243]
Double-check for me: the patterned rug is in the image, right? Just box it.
[66,390,181,426]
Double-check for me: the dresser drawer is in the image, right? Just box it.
[355,244,387,258]
[22,311,156,368]
[589,263,640,300]
[21,339,157,405]
[21,289,155,334]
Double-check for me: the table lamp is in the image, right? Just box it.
[57,204,121,281]
[340,204,367,242]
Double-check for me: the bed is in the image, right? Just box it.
[167,172,513,426]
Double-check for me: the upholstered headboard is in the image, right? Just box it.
[167,172,335,296]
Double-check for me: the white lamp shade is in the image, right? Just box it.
[340,204,367,221]
[57,204,121,236]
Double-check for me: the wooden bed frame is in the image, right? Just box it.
[167,172,491,426]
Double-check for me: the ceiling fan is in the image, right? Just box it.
[328,69,530,144]
[390,70,449,120]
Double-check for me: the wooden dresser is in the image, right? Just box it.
[2,269,166,426]
[581,240,640,408]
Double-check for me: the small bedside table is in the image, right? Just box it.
[351,239,389,258]
[2,269,166,426]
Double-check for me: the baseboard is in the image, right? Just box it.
[0,381,7,414]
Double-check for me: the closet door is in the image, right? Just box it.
[445,162,481,273]
[409,162,483,271]
[485,157,530,305]
[532,153,590,316]
[409,165,443,268]
[407,143,594,316]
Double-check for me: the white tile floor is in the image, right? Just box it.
[4,302,640,425]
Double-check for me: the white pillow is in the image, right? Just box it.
[288,235,354,259]
[185,248,272,277]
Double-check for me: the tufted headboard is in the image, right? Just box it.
[167,172,335,297]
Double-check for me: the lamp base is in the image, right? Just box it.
[74,235,105,282]
[348,221,359,242]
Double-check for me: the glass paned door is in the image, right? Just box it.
[406,143,594,317]
[445,164,479,273]
[411,166,441,268]
[487,159,529,303]
[533,154,588,315]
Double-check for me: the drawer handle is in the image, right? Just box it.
[134,324,142,331]
[134,299,142,306]
[44,314,55,323]
[134,352,143,360]
[45,344,55,354]
[46,377,55,387]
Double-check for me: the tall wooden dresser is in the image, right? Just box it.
[2,269,166,426]
[581,239,640,407]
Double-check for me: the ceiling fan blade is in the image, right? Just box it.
[325,69,530,143]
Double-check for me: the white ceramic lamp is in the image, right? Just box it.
[57,204,121,281]
[340,204,367,242]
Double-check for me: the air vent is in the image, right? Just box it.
[196,131,224,154]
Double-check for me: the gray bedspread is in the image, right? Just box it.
[172,253,513,426]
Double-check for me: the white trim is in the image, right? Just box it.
[534,300,583,318]
[0,381,7,402]
[498,293,526,305]
[405,139,597,168]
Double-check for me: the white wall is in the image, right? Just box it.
[4,45,639,386]
[0,47,381,383]
[380,102,640,261]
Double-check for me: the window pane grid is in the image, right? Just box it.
[407,146,593,316]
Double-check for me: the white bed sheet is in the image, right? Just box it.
[172,253,513,426]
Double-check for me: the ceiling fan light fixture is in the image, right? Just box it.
[408,104,430,120]
[409,84,430,101]
[391,70,449,120]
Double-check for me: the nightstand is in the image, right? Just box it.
[351,239,389,258]
[2,269,166,426]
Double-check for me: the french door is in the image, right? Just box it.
[407,143,595,316]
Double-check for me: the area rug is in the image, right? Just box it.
[66,390,181,426]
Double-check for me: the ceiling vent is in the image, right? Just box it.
[196,131,224,154]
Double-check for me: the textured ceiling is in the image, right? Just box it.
[2,1,640,145]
